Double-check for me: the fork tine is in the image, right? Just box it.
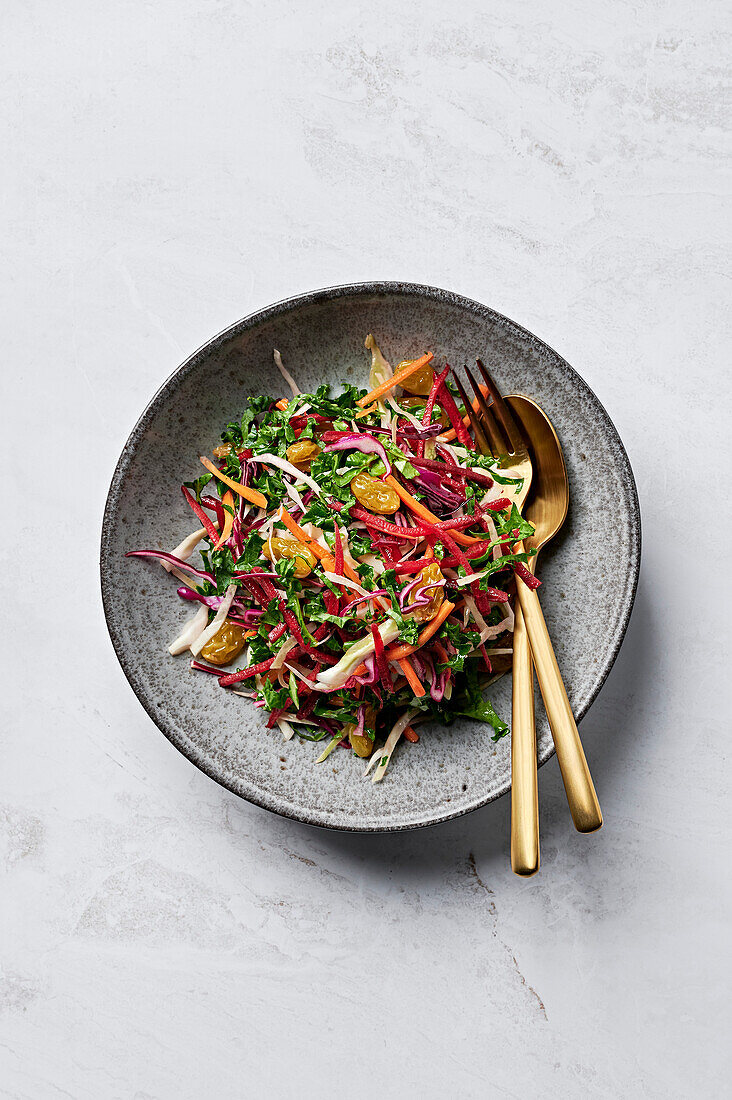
[452,373,492,456]
[464,365,511,456]
[475,359,528,455]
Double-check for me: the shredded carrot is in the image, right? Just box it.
[352,663,368,678]
[398,657,426,697]
[278,506,361,585]
[383,476,481,546]
[403,725,419,743]
[386,600,456,661]
[436,384,489,442]
[356,352,434,408]
[213,490,235,550]
[199,456,268,509]
[275,398,289,411]
[432,640,449,665]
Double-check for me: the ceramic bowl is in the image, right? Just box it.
[101,282,640,831]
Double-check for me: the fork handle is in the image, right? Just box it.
[511,597,540,875]
[516,583,603,833]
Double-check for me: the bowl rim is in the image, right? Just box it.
[100,280,642,832]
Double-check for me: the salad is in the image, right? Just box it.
[127,337,540,782]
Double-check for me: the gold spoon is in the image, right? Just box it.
[507,395,603,836]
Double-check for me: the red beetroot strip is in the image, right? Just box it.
[219,657,276,686]
[433,371,474,449]
[198,494,226,528]
[350,508,423,540]
[422,365,451,428]
[333,524,345,575]
[370,624,394,693]
[181,486,218,542]
[478,643,493,673]
[216,633,337,686]
[412,457,494,489]
[514,562,541,589]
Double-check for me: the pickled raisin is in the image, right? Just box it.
[286,440,321,471]
[262,536,316,578]
[349,730,374,758]
[407,561,444,623]
[349,704,377,757]
[350,472,400,515]
[200,620,247,665]
[398,359,435,397]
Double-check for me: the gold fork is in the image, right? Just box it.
[454,361,603,856]
[452,365,539,874]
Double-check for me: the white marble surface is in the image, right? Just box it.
[1,1,729,1097]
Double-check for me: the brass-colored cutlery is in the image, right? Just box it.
[453,363,602,871]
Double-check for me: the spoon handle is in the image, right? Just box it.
[516,583,603,833]
[511,598,540,875]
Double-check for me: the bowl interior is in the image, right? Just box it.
[101,283,640,831]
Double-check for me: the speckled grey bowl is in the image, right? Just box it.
[101,282,640,831]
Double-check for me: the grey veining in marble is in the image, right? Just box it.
[1,1,729,1097]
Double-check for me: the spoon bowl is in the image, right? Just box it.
[507,395,568,562]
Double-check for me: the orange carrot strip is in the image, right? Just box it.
[356,353,434,408]
[436,384,490,443]
[352,663,368,678]
[199,456,268,509]
[277,507,362,585]
[275,398,289,411]
[213,490,235,550]
[386,600,455,662]
[398,657,426,698]
[382,475,481,546]
[403,725,419,743]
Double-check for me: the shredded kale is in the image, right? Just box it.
[183,473,212,502]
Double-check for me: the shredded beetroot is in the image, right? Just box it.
[218,657,276,686]
[324,589,339,616]
[370,624,394,693]
[349,507,423,540]
[412,456,494,489]
[480,586,510,604]
[478,644,493,673]
[333,524,344,576]
[268,622,287,643]
[181,486,218,542]
[422,364,451,427]
[390,556,436,575]
[190,660,225,675]
[432,370,474,449]
[198,494,226,529]
[297,693,318,720]
[514,563,541,589]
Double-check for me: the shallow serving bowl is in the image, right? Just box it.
[101,282,640,832]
